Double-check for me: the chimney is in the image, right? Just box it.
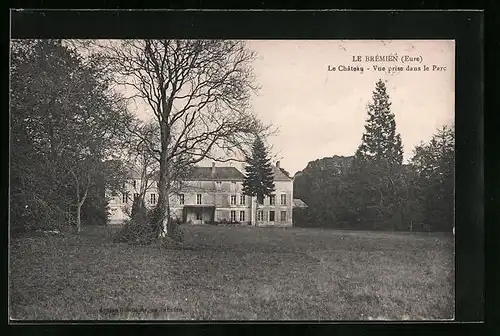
[211,162,216,175]
[276,161,280,168]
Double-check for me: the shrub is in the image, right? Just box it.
[154,217,184,249]
[131,194,147,223]
[168,220,184,243]
[147,205,163,234]
[114,201,155,245]
[113,219,156,245]
[114,205,184,245]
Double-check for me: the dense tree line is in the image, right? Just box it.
[11,43,454,235]
[293,156,354,228]
[410,125,455,232]
[294,79,454,232]
[10,40,130,234]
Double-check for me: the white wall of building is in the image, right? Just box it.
[107,173,294,227]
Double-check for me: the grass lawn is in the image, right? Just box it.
[9,225,454,320]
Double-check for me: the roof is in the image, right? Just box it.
[127,165,293,182]
[293,198,308,208]
[186,167,245,181]
[185,166,292,181]
[273,166,292,181]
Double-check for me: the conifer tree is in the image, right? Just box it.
[356,79,403,166]
[350,79,404,230]
[242,136,275,203]
[411,125,455,231]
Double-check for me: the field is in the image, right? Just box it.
[9,225,454,320]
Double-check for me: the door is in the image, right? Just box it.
[195,210,203,224]
[269,210,275,223]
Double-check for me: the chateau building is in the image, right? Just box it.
[107,162,306,226]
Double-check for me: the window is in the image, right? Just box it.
[231,195,237,205]
[269,211,275,222]
[231,210,236,222]
[269,194,276,205]
[257,210,264,221]
[239,211,245,222]
[133,193,140,202]
[197,194,202,204]
[281,194,287,205]
[280,211,287,222]
[240,195,246,205]
[132,180,136,188]
[179,194,184,205]
[122,192,129,203]
[196,211,202,220]
[257,196,264,205]
[150,193,156,205]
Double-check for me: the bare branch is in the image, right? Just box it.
[73,39,275,235]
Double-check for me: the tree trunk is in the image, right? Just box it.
[158,89,173,238]
[165,186,172,236]
[157,145,172,238]
[72,171,90,233]
[68,203,72,227]
[76,203,82,232]
[157,155,168,237]
[164,160,175,236]
[75,186,88,233]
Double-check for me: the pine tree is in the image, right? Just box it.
[242,136,275,203]
[356,79,403,165]
[411,125,455,231]
[350,79,404,230]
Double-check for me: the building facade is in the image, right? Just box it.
[107,162,303,226]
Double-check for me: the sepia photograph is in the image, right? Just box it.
[10,37,455,321]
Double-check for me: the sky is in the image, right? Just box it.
[246,40,455,175]
[133,40,455,176]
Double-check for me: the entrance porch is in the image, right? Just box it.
[182,205,215,225]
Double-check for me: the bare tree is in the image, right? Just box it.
[123,120,160,201]
[85,39,269,237]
